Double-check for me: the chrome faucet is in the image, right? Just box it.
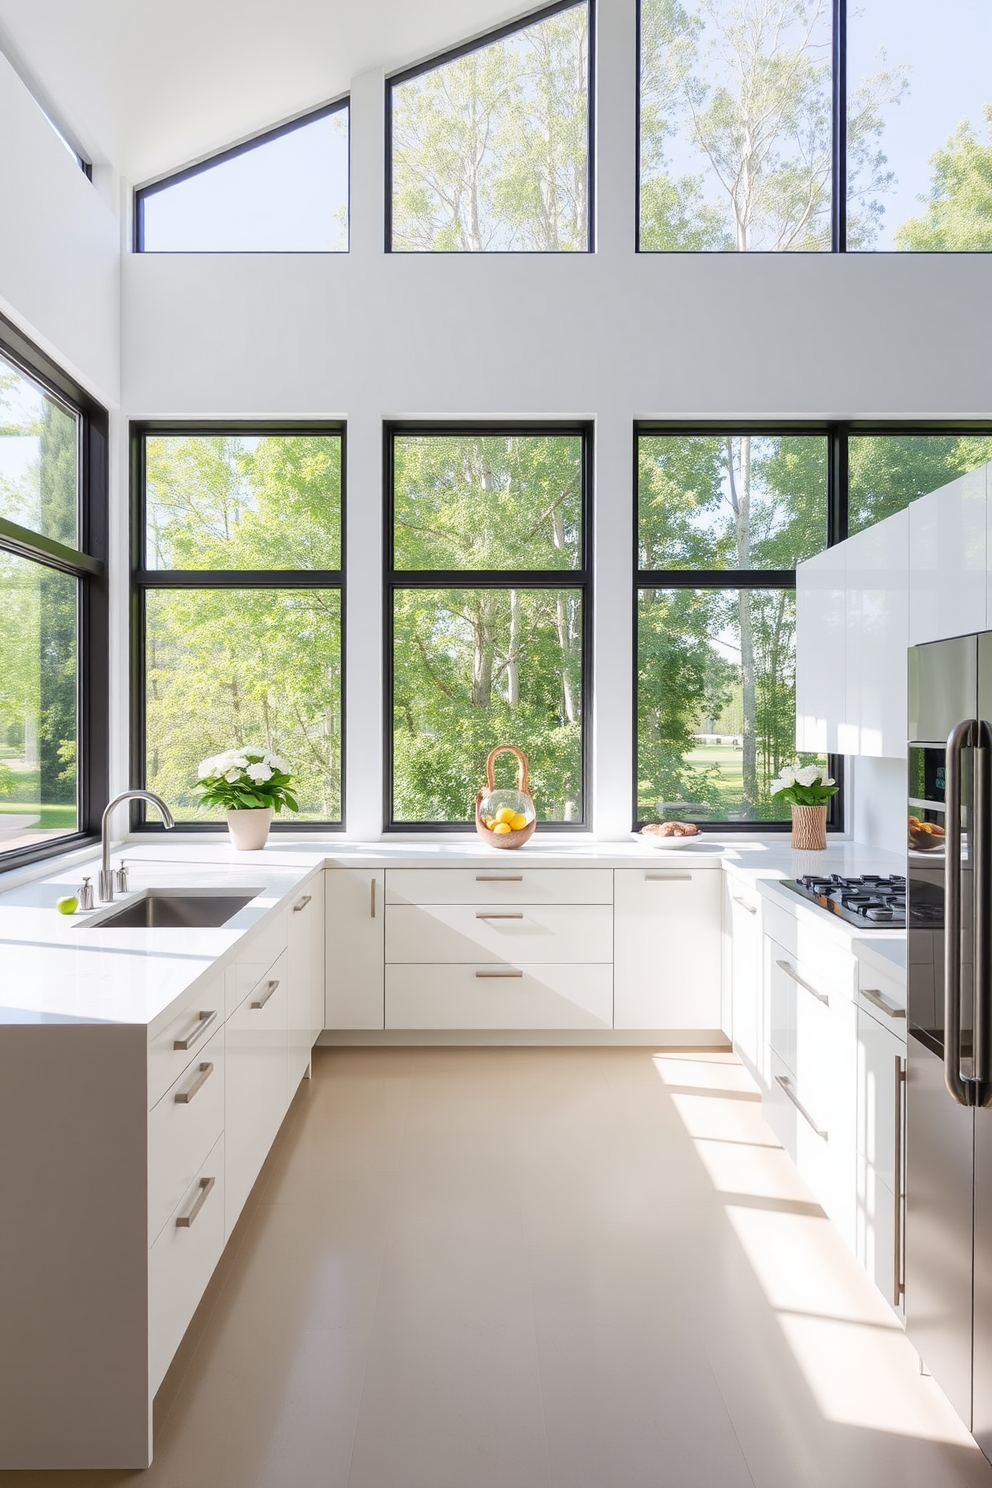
[99,790,175,902]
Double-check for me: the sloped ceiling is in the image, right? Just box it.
[0,0,528,182]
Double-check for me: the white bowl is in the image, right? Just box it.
[634,830,704,849]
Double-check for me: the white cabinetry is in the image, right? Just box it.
[909,466,988,646]
[723,872,764,1086]
[761,899,858,1251]
[0,878,326,1471]
[855,957,906,1315]
[325,868,384,1029]
[614,867,721,1030]
[844,509,909,758]
[287,874,324,1094]
[384,868,614,1031]
[796,543,847,753]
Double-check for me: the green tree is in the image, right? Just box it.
[391,4,589,251]
[896,107,992,252]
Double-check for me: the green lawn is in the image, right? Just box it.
[0,801,76,828]
[641,742,792,822]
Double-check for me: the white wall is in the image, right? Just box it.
[115,0,992,836]
[0,52,119,405]
[849,756,907,856]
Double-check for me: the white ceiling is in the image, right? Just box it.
[0,0,527,182]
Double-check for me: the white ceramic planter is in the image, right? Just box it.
[226,807,273,850]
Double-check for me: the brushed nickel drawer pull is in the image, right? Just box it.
[370,877,377,918]
[862,986,906,1019]
[775,1074,828,1141]
[251,978,280,1009]
[476,969,524,979]
[173,1008,217,1051]
[475,912,524,920]
[174,1061,214,1104]
[293,894,312,913]
[476,875,523,882]
[733,895,758,915]
[176,1175,215,1228]
[776,959,829,1006]
[645,873,692,882]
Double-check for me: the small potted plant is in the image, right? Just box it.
[769,762,838,850]
[194,747,298,850]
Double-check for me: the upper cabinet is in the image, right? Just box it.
[796,544,847,753]
[908,466,988,646]
[797,464,992,760]
[845,509,910,759]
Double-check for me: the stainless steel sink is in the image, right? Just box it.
[86,889,262,929]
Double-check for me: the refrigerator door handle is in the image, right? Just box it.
[975,719,992,1104]
[946,718,977,1107]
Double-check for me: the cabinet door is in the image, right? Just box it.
[224,951,289,1240]
[287,877,322,1096]
[795,544,846,753]
[614,868,721,1030]
[857,1007,905,1312]
[725,877,763,1083]
[909,466,987,645]
[844,509,909,759]
[325,869,384,1029]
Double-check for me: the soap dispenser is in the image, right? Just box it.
[77,876,94,911]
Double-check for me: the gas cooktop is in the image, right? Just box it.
[781,874,906,929]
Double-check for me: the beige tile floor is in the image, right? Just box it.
[6,1045,992,1488]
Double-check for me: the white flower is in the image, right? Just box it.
[224,768,241,783]
[197,756,218,779]
[796,765,822,787]
[824,777,835,786]
[243,745,267,760]
[778,766,797,787]
[247,762,273,782]
[266,753,288,773]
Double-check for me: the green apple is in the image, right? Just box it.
[55,895,78,916]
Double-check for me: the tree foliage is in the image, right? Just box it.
[391,3,589,251]
[896,106,992,251]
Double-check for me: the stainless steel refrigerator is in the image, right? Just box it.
[907,633,992,1456]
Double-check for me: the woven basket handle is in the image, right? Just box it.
[485,745,530,796]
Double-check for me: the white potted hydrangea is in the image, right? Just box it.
[193,747,297,850]
[768,762,838,850]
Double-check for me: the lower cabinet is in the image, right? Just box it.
[325,867,384,1029]
[723,872,764,1084]
[0,877,326,1472]
[385,963,614,1030]
[856,1004,906,1315]
[224,948,290,1239]
[613,867,722,1029]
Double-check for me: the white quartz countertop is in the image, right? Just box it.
[0,834,909,1028]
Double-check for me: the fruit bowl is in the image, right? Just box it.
[474,746,537,850]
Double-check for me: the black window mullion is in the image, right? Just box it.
[832,0,847,253]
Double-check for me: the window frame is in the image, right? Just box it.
[384,420,593,831]
[130,421,347,833]
[133,96,351,254]
[385,0,596,254]
[635,0,981,254]
[0,312,108,872]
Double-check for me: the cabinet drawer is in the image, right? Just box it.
[147,974,224,1110]
[762,899,858,998]
[148,1026,225,1246]
[857,961,906,1023]
[857,1009,905,1185]
[385,963,613,1029]
[385,868,613,906]
[225,909,287,1020]
[385,902,613,965]
[148,1133,225,1396]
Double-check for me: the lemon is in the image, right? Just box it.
[495,807,516,825]
[492,822,512,835]
[55,895,78,916]
[510,812,528,831]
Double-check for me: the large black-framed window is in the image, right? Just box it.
[134,98,350,253]
[385,423,592,830]
[131,424,345,831]
[634,422,992,831]
[637,0,992,253]
[0,313,108,870]
[386,0,594,253]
